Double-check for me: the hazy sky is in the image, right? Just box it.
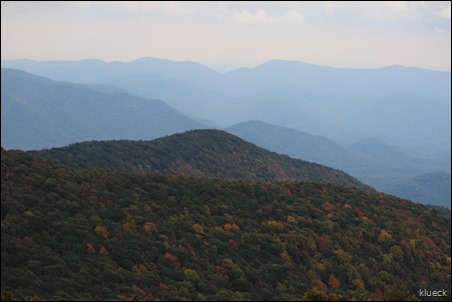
[1,1,451,71]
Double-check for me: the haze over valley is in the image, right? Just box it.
[1,2,450,301]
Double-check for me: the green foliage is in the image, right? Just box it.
[28,129,373,190]
[1,148,450,300]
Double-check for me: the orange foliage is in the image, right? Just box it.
[94,225,109,238]
[223,223,240,231]
[400,239,411,250]
[287,215,297,223]
[99,244,109,256]
[86,243,95,253]
[312,279,327,288]
[323,202,334,211]
[163,252,181,268]
[133,264,148,272]
[328,274,341,289]
[378,229,392,243]
[192,223,205,235]
[143,222,158,234]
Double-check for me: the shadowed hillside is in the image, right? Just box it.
[28,130,372,191]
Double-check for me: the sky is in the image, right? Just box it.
[1,1,451,71]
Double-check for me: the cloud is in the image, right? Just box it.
[322,1,335,16]
[438,3,451,19]
[232,8,304,25]
[383,1,410,13]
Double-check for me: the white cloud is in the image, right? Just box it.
[383,1,410,13]
[322,1,335,15]
[232,8,303,25]
[438,3,451,19]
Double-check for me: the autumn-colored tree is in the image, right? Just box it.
[94,225,109,238]
[328,274,341,289]
[303,287,343,301]
[163,252,181,268]
[192,223,205,235]
[143,222,158,234]
[378,229,392,243]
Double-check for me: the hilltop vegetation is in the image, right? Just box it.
[1,148,450,301]
[28,130,372,191]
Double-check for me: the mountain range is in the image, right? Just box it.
[1,68,207,150]
[1,62,450,208]
[2,57,450,156]
[1,57,451,301]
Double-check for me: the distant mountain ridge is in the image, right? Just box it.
[2,57,450,101]
[380,172,451,208]
[28,129,373,191]
[3,57,449,155]
[1,68,207,150]
[226,120,450,207]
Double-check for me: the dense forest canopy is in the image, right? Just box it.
[1,148,450,301]
[28,129,372,191]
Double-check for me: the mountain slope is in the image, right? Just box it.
[29,129,372,190]
[1,148,450,301]
[380,172,451,208]
[226,121,450,207]
[1,68,206,150]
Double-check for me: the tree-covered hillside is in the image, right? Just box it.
[29,130,372,191]
[1,149,450,301]
[1,68,206,150]
[380,172,451,208]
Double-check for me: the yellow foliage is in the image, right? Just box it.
[378,229,392,243]
[267,220,284,229]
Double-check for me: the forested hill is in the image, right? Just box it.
[1,148,450,301]
[1,68,206,150]
[28,129,372,191]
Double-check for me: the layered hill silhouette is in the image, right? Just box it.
[226,120,450,207]
[1,68,206,150]
[1,148,450,301]
[28,129,372,191]
[380,172,451,208]
[3,57,450,155]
